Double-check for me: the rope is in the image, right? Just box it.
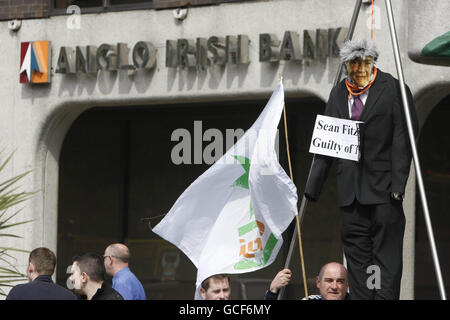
[371,0,374,39]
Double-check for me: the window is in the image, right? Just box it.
[52,0,251,15]
[52,0,153,13]
[54,0,104,9]
[110,0,150,4]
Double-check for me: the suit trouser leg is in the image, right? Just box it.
[340,200,405,300]
[371,200,405,299]
[340,201,375,300]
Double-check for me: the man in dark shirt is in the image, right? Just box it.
[6,247,76,300]
[69,253,123,300]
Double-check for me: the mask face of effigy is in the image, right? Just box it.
[346,57,373,88]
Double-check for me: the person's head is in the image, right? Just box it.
[27,247,57,282]
[316,262,349,300]
[69,253,105,296]
[340,39,379,88]
[200,274,231,300]
[103,243,130,276]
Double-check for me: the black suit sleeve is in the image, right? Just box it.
[304,155,334,201]
[391,82,419,194]
[304,87,337,201]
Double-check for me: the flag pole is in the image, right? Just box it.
[277,0,363,300]
[385,0,446,300]
[282,100,309,300]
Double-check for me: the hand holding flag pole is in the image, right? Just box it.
[153,78,298,300]
[280,73,309,300]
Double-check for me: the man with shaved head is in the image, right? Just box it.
[265,262,349,300]
[103,243,146,300]
[315,262,349,300]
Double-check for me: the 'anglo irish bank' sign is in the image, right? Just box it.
[20,28,347,83]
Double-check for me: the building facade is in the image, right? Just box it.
[0,0,449,299]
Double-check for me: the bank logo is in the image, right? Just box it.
[20,41,51,83]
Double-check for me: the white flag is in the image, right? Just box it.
[152,80,298,299]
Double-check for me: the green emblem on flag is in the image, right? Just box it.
[232,155,250,190]
[232,155,278,270]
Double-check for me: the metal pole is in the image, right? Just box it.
[333,0,363,86]
[385,0,446,300]
[277,0,363,300]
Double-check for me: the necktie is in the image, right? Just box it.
[351,95,364,120]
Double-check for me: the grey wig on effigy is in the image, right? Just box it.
[340,39,379,74]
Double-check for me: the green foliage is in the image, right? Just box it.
[0,152,35,296]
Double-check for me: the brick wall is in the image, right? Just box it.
[0,0,49,21]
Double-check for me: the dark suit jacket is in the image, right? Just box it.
[305,70,419,207]
[91,282,124,300]
[6,275,77,300]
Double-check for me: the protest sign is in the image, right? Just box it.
[309,115,362,161]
